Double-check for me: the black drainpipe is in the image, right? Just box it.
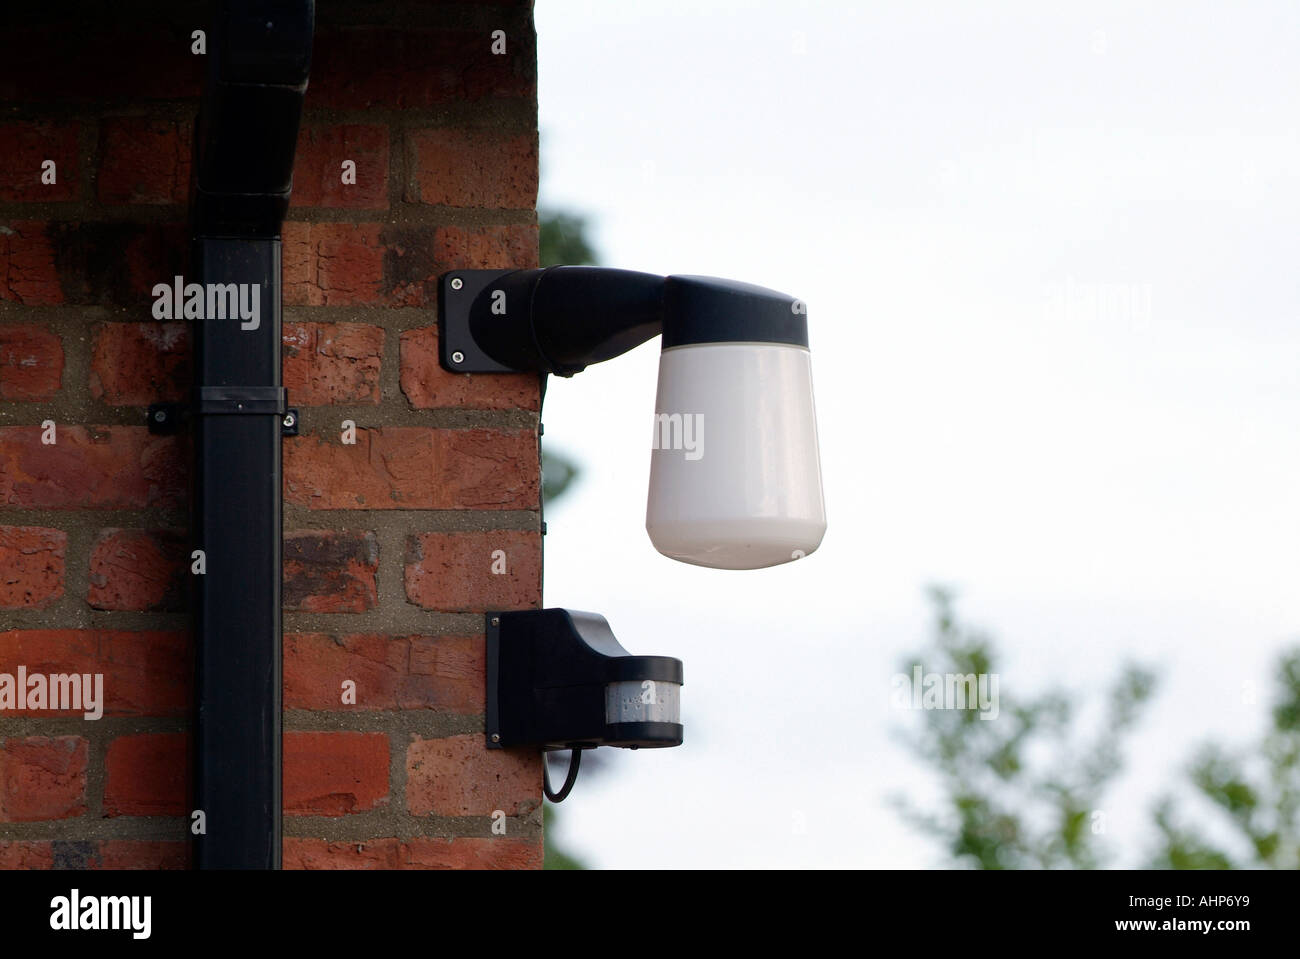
[188,0,314,870]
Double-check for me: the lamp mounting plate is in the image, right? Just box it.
[439,269,516,373]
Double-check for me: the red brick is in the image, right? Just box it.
[310,28,534,110]
[406,733,539,816]
[283,731,389,816]
[0,223,63,305]
[88,528,186,611]
[407,128,537,209]
[0,841,55,868]
[1,222,189,307]
[0,526,65,609]
[400,326,538,410]
[284,633,483,712]
[97,118,191,205]
[0,737,88,822]
[0,122,79,202]
[283,530,379,612]
[291,124,389,209]
[405,530,540,612]
[116,223,189,305]
[95,840,190,870]
[283,322,383,405]
[89,323,189,405]
[284,427,538,510]
[2,222,187,307]
[284,837,402,870]
[0,324,64,400]
[406,636,485,711]
[0,630,190,717]
[284,837,542,870]
[0,839,189,870]
[433,224,539,273]
[0,22,202,102]
[281,222,538,309]
[282,222,385,306]
[385,224,539,308]
[365,225,443,309]
[0,426,185,510]
[103,733,189,817]
[283,837,400,869]
[399,837,541,869]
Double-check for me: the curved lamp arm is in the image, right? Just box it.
[440,266,807,376]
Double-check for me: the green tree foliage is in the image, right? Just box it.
[1148,650,1300,869]
[542,805,587,870]
[899,587,1300,870]
[893,587,1156,868]
[541,447,577,507]
[539,209,598,267]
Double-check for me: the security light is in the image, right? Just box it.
[486,608,683,802]
[486,609,682,762]
[443,265,827,800]
[440,266,827,569]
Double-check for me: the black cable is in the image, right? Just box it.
[542,747,582,803]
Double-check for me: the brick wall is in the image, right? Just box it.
[0,0,544,869]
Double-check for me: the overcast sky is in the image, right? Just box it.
[532,0,1300,868]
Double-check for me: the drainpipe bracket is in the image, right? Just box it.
[147,389,297,435]
[195,385,288,415]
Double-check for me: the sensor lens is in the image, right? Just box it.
[605,680,681,724]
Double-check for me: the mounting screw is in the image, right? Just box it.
[490,733,501,744]
[451,351,465,364]
[450,277,464,291]
[153,410,167,422]
[490,616,500,627]
[282,412,296,430]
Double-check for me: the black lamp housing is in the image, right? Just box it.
[486,609,683,750]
